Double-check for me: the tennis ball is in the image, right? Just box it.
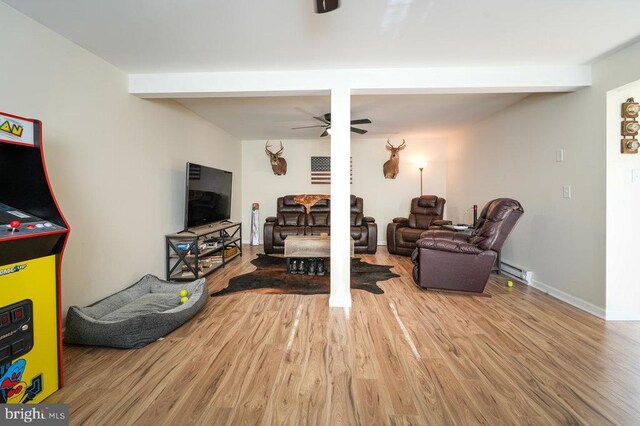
[179,289,188,297]
[507,280,514,288]
[180,296,189,304]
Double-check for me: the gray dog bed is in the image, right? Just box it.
[64,274,207,349]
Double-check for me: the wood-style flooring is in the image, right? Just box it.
[48,246,640,425]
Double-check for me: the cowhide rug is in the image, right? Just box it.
[211,254,400,297]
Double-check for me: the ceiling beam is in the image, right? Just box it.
[129,66,591,98]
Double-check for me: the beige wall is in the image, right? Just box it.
[0,3,241,313]
[447,40,640,316]
[242,137,448,244]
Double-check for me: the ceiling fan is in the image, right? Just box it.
[292,113,372,137]
[315,0,340,13]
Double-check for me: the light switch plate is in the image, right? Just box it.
[632,169,640,184]
[562,185,572,199]
[556,149,564,162]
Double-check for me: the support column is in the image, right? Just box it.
[329,87,352,308]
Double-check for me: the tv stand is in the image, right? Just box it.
[166,221,242,281]
[176,229,196,235]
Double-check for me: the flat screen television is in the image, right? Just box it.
[184,163,232,229]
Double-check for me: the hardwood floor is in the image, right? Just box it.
[49,245,640,425]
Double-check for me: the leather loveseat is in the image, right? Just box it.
[411,198,524,293]
[263,195,377,254]
[387,195,451,256]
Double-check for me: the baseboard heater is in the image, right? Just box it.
[500,261,533,284]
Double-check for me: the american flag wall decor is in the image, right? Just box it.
[310,156,352,184]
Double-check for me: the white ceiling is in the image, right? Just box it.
[4,0,638,138]
[177,93,529,139]
[3,0,640,73]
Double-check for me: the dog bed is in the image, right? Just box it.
[64,274,207,349]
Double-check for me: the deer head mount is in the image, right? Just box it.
[383,139,406,179]
[265,141,288,176]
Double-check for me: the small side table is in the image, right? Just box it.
[440,224,501,275]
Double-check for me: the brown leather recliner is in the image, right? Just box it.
[387,195,451,256]
[264,195,377,254]
[411,198,524,293]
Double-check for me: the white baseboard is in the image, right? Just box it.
[329,296,352,308]
[605,311,640,321]
[528,279,606,319]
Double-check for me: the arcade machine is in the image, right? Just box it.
[0,112,69,404]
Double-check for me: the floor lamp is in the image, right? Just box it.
[416,162,427,196]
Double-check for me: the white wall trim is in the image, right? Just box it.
[329,295,352,308]
[528,279,605,319]
[605,311,640,321]
[605,80,640,323]
[129,66,591,98]
[329,87,353,309]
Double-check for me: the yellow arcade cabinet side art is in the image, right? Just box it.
[0,112,69,404]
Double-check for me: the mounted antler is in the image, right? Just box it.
[383,139,406,179]
[265,140,288,176]
[265,140,284,155]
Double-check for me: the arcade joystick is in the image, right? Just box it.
[8,220,20,233]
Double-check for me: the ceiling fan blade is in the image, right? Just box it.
[292,125,328,129]
[350,118,371,125]
[350,127,368,134]
[320,130,329,137]
[313,116,331,125]
[316,0,339,14]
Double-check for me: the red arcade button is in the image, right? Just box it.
[0,313,9,327]
[11,308,24,322]
[26,224,35,230]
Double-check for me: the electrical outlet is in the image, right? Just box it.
[556,149,564,162]
[562,185,572,199]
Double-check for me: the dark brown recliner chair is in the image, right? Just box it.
[264,195,377,254]
[411,198,524,293]
[387,195,451,256]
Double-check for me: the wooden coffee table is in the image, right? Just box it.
[284,235,355,273]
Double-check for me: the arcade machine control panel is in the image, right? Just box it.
[0,203,65,240]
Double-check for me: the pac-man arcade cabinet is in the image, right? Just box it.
[0,112,69,404]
